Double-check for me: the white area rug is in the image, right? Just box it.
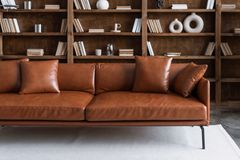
[0,125,239,160]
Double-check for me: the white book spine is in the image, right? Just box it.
[132,18,138,33]
[13,18,20,33]
[137,18,142,33]
[80,41,87,56]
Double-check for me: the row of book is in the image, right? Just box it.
[73,18,84,32]
[147,19,163,33]
[119,49,134,56]
[0,18,20,33]
[73,41,87,56]
[204,42,215,56]
[74,0,91,10]
[132,18,142,33]
[234,28,240,34]
[221,43,233,56]
[147,41,154,56]
[55,42,67,56]
[1,0,17,9]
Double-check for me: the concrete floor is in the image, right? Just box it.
[211,108,240,147]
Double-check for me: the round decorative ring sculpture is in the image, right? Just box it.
[183,13,204,33]
[169,18,183,33]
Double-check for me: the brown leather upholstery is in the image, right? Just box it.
[95,63,135,94]
[0,59,28,93]
[133,56,172,93]
[20,60,60,94]
[58,63,95,94]
[0,91,93,121]
[169,63,188,89]
[86,91,207,121]
[174,63,208,97]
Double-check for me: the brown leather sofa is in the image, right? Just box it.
[0,63,210,149]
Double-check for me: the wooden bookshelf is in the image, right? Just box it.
[0,0,239,106]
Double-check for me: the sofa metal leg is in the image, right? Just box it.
[200,126,205,149]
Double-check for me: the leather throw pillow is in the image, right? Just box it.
[174,62,208,97]
[0,58,29,93]
[20,60,60,94]
[133,56,173,93]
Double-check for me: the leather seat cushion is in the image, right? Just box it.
[0,91,93,121]
[86,91,207,121]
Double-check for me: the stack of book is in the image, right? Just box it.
[27,49,44,56]
[234,28,240,34]
[147,19,163,33]
[206,0,215,9]
[88,29,104,33]
[116,6,131,10]
[221,43,233,56]
[74,0,91,10]
[221,4,236,10]
[55,42,67,56]
[132,18,142,33]
[0,18,20,33]
[164,52,181,57]
[119,49,134,56]
[147,41,154,56]
[73,18,84,32]
[45,4,60,9]
[204,42,215,56]
[1,0,17,9]
[171,4,188,10]
[60,19,67,33]
[73,41,87,56]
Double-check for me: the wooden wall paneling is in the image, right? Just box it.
[215,0,222,105]
[67,0,74,63]
[142,0,147,56]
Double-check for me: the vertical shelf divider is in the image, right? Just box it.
[0,11,3,55]
[67,0,74,63]
[215,0,222,105]
[142,0,148,56]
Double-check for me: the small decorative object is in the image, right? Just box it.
[107,44,114,56]
[27,49,44,56]
[184,13,204,33]
[95,49,102,56]
[111,23,121,32]
[96,0,109,10]
[24,1,31,10]
[34,24,42,33]
[169,18,183,33]
[156,0,164,8]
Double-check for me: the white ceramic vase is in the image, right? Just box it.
[96,0,109,10]
[169,18,183,33]
[183,13,204,33]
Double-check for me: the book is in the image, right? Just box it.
[220,43,233,56]
[60,19,67,33]
[55,42,67,56]
[88,29,104,33]
[221,4,236,10]
[132,18,138,32]
[147,41,154,56]
[13,18,20,33]
[206,0,215,9]
[136,18,142,33]
[204,42,215,56]
[74,19,84,32]
[164,52,181,56]
[1,0,17,9]
[27,49,44,56]
[0,18,20,33]
[74,0,82,9]
[45,4,60,9]
[116,5,132,10]
[147,19,163,33]
[171,4,188,9]
[73,42,81,56]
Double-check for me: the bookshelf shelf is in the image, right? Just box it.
[221,55,240,59]
[221,9,240,13]
[74,32,141,36]
[74,56,135,60]
[1,32,66,36]
[1,9,67,13]
[160,56,215,60]
[74,9,141,13]
[0,55,66,60]
[147,9,215,13]
[148,33,215,37]
[221,33,240,36]
[222,78,240,83]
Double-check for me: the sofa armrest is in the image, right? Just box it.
[196,78,210,123]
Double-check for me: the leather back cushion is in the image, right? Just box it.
[0,59,29,93]
[95,63,189,94]
[20,60,60,94]
[95,63,135,94]
[58,63,95,94]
